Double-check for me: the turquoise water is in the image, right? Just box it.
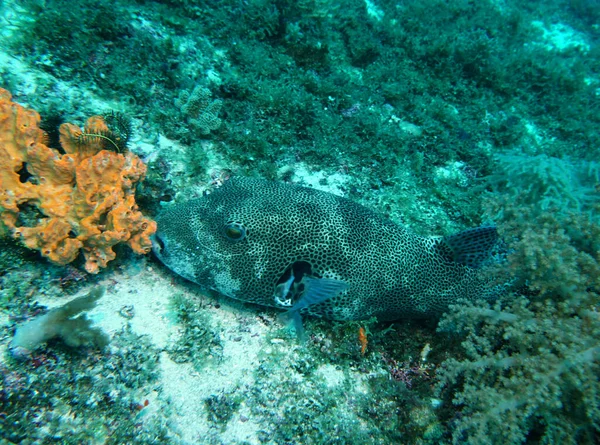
[0,0,598,443]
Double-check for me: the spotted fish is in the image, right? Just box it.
[152,178,499,327]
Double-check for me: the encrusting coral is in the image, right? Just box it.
[9,286,109,359]
[0,88,156,273]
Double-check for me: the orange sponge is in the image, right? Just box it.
[0,88,156,273]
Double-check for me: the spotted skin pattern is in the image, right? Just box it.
[153,178,498,321]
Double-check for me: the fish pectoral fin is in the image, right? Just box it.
[294,276,349,312]
[440,225,498,268]
[282,277,349,342]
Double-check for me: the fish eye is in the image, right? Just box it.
[223,222,246,242]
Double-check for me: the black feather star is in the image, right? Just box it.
[76,111,133,153]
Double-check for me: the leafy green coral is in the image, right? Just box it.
[175,85,223,136]
[435,206,600,444]
[488,153,599,213]
[437,296,600,445]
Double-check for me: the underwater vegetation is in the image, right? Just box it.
[0,0,598,443]
[1,323,169,443]
[435,205,600,444]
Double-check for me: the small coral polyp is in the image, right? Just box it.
[0,88,156,273]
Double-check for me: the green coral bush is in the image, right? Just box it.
[438,296,600,444]
[436,205,600,444]
[175,85,223,136]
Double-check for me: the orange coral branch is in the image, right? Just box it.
[0,88,156,273]
[358,326,368,355]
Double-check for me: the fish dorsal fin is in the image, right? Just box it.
[440,225,498,268]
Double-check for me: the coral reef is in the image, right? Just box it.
[175,85,223,135]
[0,88,156,273]
[1,325,168,443]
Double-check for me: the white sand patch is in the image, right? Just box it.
[159,352,263,444]
[88,262,273,443]
[92,265,175,348]
[279,162,349,197]
[531,20,590,52]
[315,363,346,388]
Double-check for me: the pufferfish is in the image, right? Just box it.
[152,177,499,335]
